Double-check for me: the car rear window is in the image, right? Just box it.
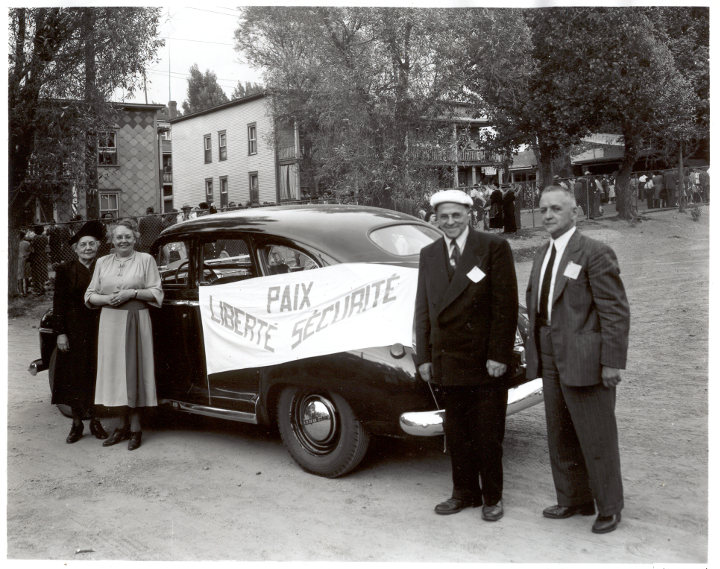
[369,224,440,256]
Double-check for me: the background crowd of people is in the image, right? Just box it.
[415,166,709,235]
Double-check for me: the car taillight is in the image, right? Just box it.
[40,309,54,329]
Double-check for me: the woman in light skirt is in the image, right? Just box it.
[85,219,163,450]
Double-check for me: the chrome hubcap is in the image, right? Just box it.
[292,394,338,454]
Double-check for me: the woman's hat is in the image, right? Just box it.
[69,220,105,246]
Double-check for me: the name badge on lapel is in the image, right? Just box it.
[563,261,582,279]
[466,266,485,283]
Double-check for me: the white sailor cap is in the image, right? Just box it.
[430,189,473,209]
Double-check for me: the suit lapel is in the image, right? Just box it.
[551,230,582,307]
[438,229,487,314]
[425,238,450,305]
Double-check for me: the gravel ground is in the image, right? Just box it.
[6,206,709,563]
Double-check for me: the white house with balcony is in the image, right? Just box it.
[170,93,301,210]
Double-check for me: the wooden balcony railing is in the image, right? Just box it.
[277,146,298,161]
[411,147,501,164]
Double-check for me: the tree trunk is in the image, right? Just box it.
[678,145,686,213]
[615,130,639,220]
[532,142,554,192]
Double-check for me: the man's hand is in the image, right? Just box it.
[418,362,433,382]
[601,366,622,388]
[56,334,69,352]
[486,359,507,378]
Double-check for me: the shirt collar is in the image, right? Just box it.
[443,225,470,253]
[550,225,576,252]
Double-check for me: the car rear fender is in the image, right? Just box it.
[259,345,435,436]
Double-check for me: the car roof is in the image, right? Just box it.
[158,204,441,264]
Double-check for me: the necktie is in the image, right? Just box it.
[449,239,460,277]
[539,243,556,322]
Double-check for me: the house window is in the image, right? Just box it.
[98,132,117,165]
[218,131,227,161]
[248,123,257,155]
[99,191,120,218]
[249,172,259,204]
[220,176,228,208]
[204,134,212,163]
[163,185,173,212]
[205,178,214,204]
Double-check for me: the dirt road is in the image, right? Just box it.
[6,207,708,562]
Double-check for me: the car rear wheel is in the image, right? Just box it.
[277,387,370,478]
[48,348,73,418]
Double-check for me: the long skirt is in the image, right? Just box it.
[95,299,157,408]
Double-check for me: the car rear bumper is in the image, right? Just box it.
[398,377,544,437]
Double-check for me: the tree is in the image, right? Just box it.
[181,64,229,114]
[231,80,264,99]
[647,7,709,211]
[8,7,163,294]
[460,7,706,220]
[577,8,700,218]
[236,7,473,206]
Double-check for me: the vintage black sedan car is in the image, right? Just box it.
[29,205,542,477]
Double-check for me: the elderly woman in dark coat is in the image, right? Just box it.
[488,186,504,230]
[502,186,517,233]
[52,221,109,443]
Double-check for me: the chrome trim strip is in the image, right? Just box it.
[399,378,544,437]
[165,299,200,307]
[161,400,258,424]
[506,377,544,415]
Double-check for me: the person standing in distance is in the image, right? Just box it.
[525,185,630,534]
[415,189,518,522]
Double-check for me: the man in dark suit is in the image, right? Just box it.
[138,206,162,253]
[525,185,630,534]
[415,189,518,522]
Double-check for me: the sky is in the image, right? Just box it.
[125,6,263,107]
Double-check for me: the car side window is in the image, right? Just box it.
[198,237,256,286]
[261,244,319,275]
[156,241,190,286]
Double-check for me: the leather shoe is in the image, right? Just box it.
[482,500,504,522]
[102,426,130,447]
[434,497,481,515]
[128,431,142,451]
[66,422,84,444]
[592,512,621,534]
[89,419,108,440]
[543,502,595,519]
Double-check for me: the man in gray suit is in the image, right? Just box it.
[525,185,630,534]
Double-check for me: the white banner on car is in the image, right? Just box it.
[198,263,418,374]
